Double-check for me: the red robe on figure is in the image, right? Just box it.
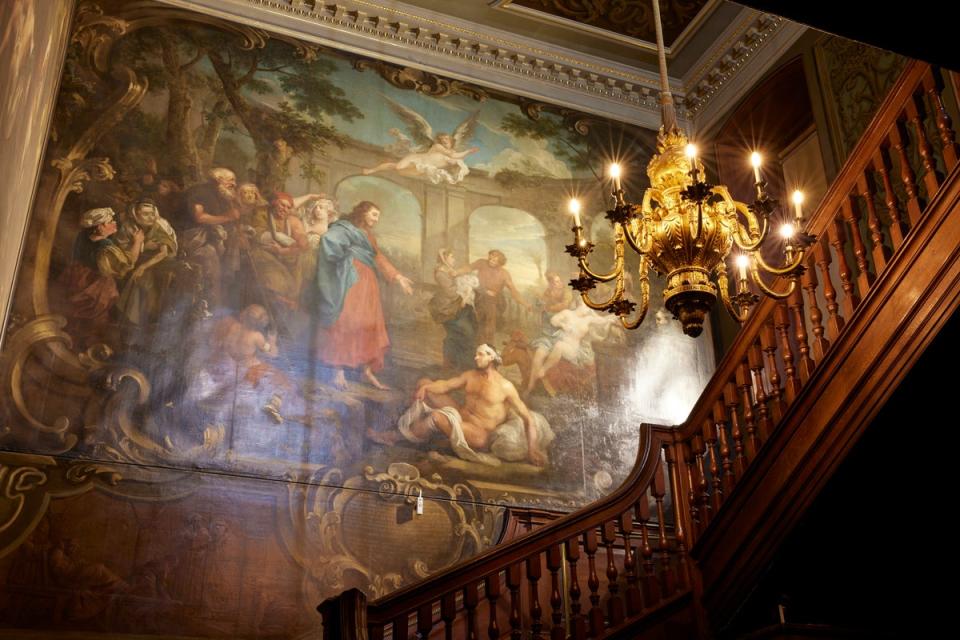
[314,220,400,372]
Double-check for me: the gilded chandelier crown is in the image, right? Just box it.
[563,0,815,337]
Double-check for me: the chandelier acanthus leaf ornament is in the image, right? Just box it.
[565,0,815,337]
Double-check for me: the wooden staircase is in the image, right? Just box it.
[319,61,960,639]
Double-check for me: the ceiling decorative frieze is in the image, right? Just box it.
[682,11,785,114]
[500,0,710,46]
[158,0,803,131]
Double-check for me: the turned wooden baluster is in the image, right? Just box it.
[773,303,800,404]
[416,602,433,640]
[618,511,642,616]
[736,363,760,453]
[800,253,830,361]
[441,592,457,640]
[712,400,734,494]
[565,538,587,640]
[872,146,907,249]
[829,215,860,318]
[652,460,676,597]
[636,491,660,608]
[923,67,958,171]
[812,242,844,342]
[664,443,690,591]
[759,320,785,423]
[547,545,565,640]
[464,582,480,640]
[601,520,625,627]
[691,434,711,526]
[748,339,774,440]
[889,121,923,225]
[858,172,891,273]
[394,613,410,640]
[906,91,940,196]
[788,280,816,384]
[583,529,604,637]
[486,573,501,640]
[702,418,723,512]
[506,564,522,640]
[681,440,702,540]
[723,381,748,470]
[841,195,874,294]
[527,554,543,639]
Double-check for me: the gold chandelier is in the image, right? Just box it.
[565,0,815,337]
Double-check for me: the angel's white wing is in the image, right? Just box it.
[452,111,480,150]
[385,95,434,150]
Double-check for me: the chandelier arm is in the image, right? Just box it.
[577,225,627,282]
[733,194,762,236]
[752,247,807,276]
[717,269,751,322]
[732,204,768,251]
[577,258,622,283]
[622,218,650,255]
[749,264,797,299]
[619,258,651,330]
[579,269,626,309]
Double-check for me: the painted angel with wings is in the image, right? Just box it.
[363,97,480,185]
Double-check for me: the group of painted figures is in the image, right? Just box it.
[57,166,620,467]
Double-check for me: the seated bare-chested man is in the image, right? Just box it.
[370,344,549,466]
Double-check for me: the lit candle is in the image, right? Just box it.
[685,143,698,172]
[750,152,762,184]
[609,163,622,193]
[736,254,750,282]
[779,223,795,240]
[792,190,804,221]
[568,198,582,228]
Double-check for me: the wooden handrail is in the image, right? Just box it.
[366,423,670,620]
[674,60,958,555]
[680,59,932,442]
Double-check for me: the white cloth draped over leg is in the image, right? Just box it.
[396,400,555,466]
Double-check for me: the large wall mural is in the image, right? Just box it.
[0,1,714,635]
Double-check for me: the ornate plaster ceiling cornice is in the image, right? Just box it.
[681,9,807,132]
[157,0,672,128]
[156,0,803,133]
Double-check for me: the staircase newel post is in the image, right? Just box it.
[318,588,369,640]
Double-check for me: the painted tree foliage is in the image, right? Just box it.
[106,25,362,192]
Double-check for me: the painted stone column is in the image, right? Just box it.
[422,185,447,282]
[0,0,74,345]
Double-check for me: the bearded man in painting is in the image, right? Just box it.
[180,167,241,309]
[313,201,414,390]
[460,249,531,346]
[372,344,554,467]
